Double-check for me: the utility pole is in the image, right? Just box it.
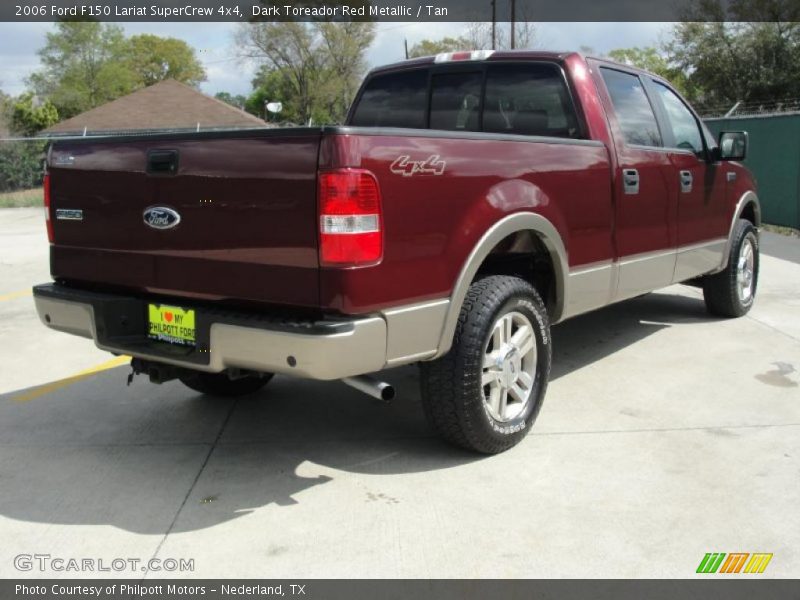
[404,38,409,59]
[510,0,516,49]
[491,0,496,50]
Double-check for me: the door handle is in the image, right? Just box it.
[622,169,639,195]
[147,149,179,175]
[680,170,693,193]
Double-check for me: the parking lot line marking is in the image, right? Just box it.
[0,289,32,301]
[13,355,130,403]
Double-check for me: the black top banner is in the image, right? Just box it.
[4,0,800,22]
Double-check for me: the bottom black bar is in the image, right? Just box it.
[3,580,800,600]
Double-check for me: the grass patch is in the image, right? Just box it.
[762,223,800,238]
[0,188,43,208]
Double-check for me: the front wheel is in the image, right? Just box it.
[702,219,759,317]
[419,275,551,454]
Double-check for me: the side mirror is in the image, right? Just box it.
[718,131,747,161]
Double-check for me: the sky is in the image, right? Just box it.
[0,21,670,99]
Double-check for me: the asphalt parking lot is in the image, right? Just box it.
[0,207,798,578]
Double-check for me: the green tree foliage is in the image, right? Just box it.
[0,90,11,136]
[607,47,691,97]
[408,37,471,58]
[29,22,135,119]
[317,22,376,121]
[125,34,206,88]
[246,67,301,124]
[214,92,248,110]
[0,141,46,192]
[0,93,55,192]
[236,22,375,124]
[666,19,800,107]
[10,93,59,136]
[605,1,800,111]
[29,22,207,119]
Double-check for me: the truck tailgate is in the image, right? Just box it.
[47,130,322,308]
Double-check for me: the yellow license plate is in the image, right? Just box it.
[147,304,196,346]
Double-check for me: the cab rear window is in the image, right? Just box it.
[350,63,582,139]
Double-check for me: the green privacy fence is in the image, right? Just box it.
[705,114,800,228]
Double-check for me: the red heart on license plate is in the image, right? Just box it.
[164,312,173,322]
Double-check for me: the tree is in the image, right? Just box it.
[125,34,206,88]
[28,22,136,119]
[247,67,302,123]
[408,37,471,58]
[235,22,375,124]
[0,89,10,136]
[29,23,208,119]
[214,92,248,110]
[665,0,800,107]
[607,47,691,97]
[411,21,536,56]
[0,141,46,192]
[464,19,536,51]
[10,93,59,136]
[317,22,376,120]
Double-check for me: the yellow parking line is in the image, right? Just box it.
[13,356,131,403]
[0,289,32,302]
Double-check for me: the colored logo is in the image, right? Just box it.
[696,552,773,574]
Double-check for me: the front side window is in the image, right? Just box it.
[483,64,580,138]
[600,68,661,147]
[429,72,483,131]
[652,82,704,154]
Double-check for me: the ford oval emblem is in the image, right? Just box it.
[143,206,181,230]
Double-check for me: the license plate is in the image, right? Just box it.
[147,304,196,346]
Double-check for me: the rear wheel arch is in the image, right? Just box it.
[434,213,568,359]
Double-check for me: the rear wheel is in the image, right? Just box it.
[179,371,273,397]
[419,275,551,454]
[702,219,759,317]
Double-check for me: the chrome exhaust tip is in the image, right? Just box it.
[342,375,396,402]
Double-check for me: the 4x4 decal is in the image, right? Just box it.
[390,155,446,177]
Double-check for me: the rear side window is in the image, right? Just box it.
[600,68,661,147]
[483,64,580,138]
[350,69,428,128]
[430,72,483,131]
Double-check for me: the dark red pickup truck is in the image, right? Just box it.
[34,50,760,453]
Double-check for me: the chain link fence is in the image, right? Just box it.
[698,98,800,119]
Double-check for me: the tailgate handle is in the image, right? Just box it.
[147,150,179,174]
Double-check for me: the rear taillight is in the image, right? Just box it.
[43,172,53,243]
[318,169,383,266]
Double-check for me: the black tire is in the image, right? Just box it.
[419,275,551,454]
[179,371,273,397]
[702,219,759,317]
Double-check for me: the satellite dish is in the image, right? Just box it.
[266,102,283,114]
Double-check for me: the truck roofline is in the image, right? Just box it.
[367,49,580,76]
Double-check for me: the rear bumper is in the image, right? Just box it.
[33,283,388,380]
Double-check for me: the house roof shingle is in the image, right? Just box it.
[44,80,265,135]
